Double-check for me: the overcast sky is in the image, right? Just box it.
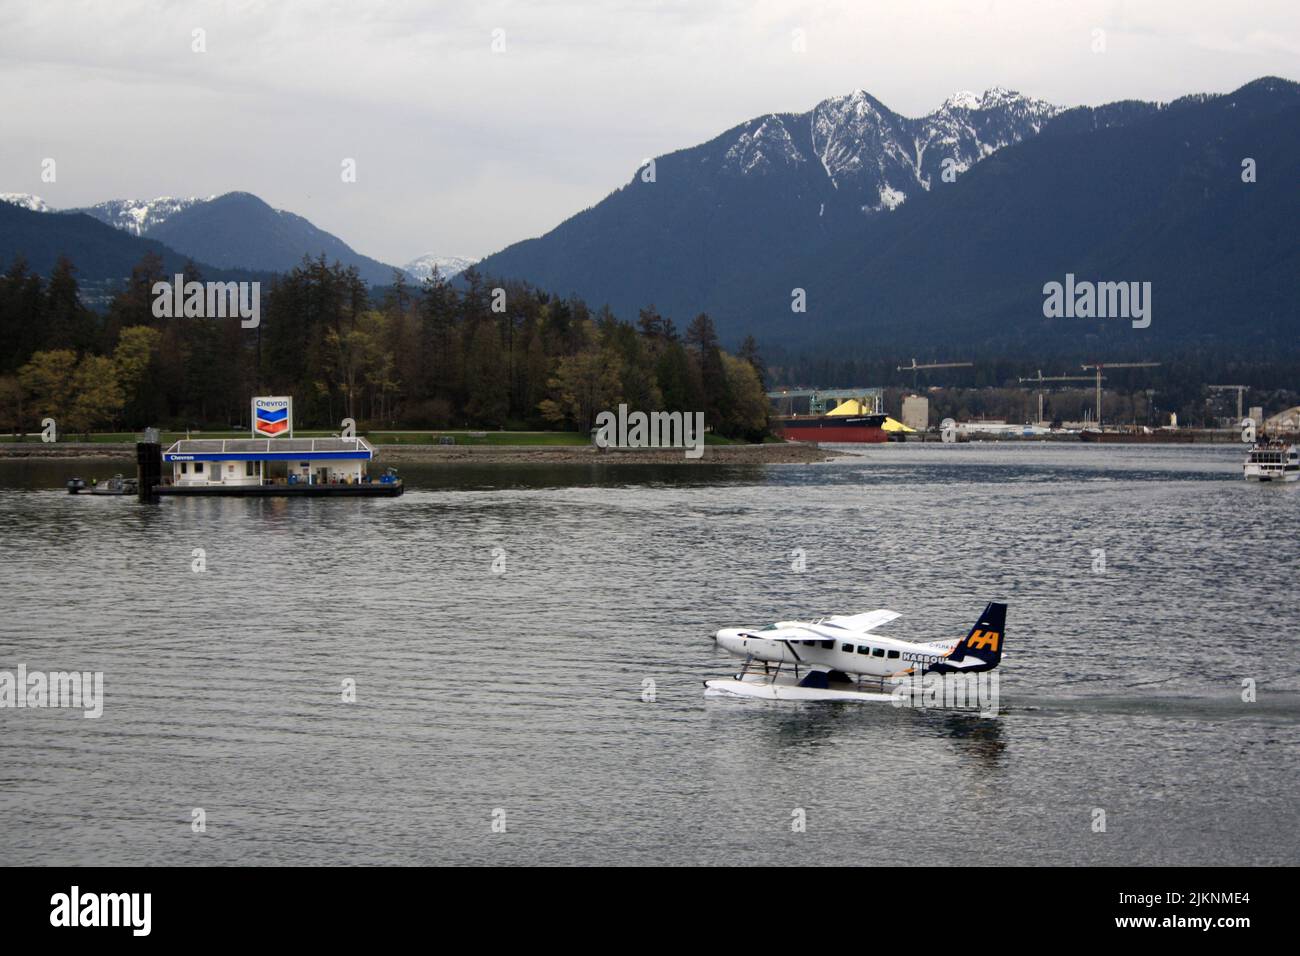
[2,0,1297,266]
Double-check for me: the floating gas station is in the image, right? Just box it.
[152,397,402,497]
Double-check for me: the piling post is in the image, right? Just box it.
[137,427,161,501]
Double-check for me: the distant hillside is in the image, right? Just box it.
[0,192,52,213]
[472,86,1059,334]
[0,200,273,303]
[472,77,1300,357]
[68,196,211,235]
[144,192,399,286]
[3,190,401,287]
[1,200,203,279]
[790,76,1300,355]
[402,254,476,282]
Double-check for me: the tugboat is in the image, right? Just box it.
[1243,440,1300,482]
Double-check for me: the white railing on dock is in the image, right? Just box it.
[164,437,376,455]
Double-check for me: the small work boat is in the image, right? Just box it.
[66,474,138,495]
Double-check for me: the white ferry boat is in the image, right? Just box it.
[1243,440,1299,482]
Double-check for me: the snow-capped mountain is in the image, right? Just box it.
[473,76,1298,353]
[402,255,476,282]
[2,193,213,232]
[473,84,1062,326]
[1,190,400,285]
[140,192,398,286]
[0,193,51,213]
[71,196,213,235]
[724,86,1059,213]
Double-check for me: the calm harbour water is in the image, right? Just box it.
[1,442,1297,866]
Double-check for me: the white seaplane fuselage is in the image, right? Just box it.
[706,604,1007,703]
[714,612,963,679]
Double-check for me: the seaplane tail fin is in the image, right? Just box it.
[941,602,1007,670]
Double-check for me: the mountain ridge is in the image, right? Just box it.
[0,200,275,297]
[470,85,1061,324]
[1,191,401,287]
[470,77,1300,356]
[402,254,476,282]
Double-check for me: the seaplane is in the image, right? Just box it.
[704,601,1006,703]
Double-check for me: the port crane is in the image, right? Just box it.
[1080,362,1160,428]
[896,359,974,390]
[1017,370,1102,425]
[1207,385,1250,421]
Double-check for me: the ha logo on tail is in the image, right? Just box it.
[923,602,1004,673]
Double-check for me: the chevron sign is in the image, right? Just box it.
[252,396,293,438]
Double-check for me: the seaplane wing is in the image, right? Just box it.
[823,610,901,633]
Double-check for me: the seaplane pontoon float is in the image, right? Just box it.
[156,396,402,497]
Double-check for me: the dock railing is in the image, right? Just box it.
[163,437,376,456]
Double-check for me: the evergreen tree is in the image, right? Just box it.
[464,319,508,426]
[0,258,45,374]
[44,257,98,353]
[737,334,768,388]
[686,313,733,430]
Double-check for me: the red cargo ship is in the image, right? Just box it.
[777,413,889,443]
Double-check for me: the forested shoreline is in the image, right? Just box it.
[0,253,772,440]
[4,252,1296,439]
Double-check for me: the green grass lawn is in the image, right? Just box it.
[2,428,765,446]
[369,430,590,446]
[376,431,752,446]
[1,429,589,446]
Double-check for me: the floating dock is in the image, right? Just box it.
[159,436,402,497]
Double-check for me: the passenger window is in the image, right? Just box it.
[873,648,885,657]
[857,646,870,655]
[887,650,900,659]
[841,643,853,652]
[820,640,833,649]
